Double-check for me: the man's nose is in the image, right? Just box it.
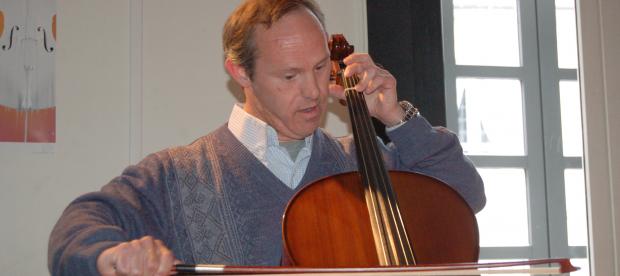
[301,73,321,100]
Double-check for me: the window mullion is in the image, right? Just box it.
[455,66,526,79]
[518,0,552,260]
[441,0,458,132]
[535,0,574,259]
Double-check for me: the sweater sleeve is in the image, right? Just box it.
[383,116,486,213]
[48,152,176,276]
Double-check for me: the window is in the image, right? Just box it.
[442,0,587,274]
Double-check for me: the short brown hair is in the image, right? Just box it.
[223,0,326,79]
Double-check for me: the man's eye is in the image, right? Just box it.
[285,74,295,80]
[316,64,327,71]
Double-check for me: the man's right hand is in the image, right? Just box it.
[97,236,178,276]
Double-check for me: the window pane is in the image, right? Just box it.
[453,0,521,66]
[559,80,583,157]
[565,169,588,246]
[555,0,579,69]
[476,168,529,246]
[456,78,525,155]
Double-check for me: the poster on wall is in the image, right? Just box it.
[0,0,56,143]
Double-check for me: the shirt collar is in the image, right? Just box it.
[227,104,313,155]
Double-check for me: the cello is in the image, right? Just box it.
[281,34,478,267]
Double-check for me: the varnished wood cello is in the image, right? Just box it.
[280,34,478,267]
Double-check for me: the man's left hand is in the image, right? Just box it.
[329,53,405,127]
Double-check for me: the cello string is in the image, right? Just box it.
[341,71,392,263]
[355,83,416,264]
[347,75,403,264]
[346,75,406,264]
[352,88,406,264]
[346,75,383,204]
[348,74,415,265]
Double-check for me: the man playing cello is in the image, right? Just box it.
[48,1,485,275]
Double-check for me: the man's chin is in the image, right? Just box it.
[291,125,320,140]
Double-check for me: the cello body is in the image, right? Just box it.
[282,170,479,267]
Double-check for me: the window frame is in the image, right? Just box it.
[441,0,585,261]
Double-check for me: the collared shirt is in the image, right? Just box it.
[228,104,313,189]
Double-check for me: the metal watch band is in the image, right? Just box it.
[397,100,419,125]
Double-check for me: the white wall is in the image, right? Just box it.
[0,1,366,275]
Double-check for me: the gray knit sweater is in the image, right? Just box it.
[48,117,485,275]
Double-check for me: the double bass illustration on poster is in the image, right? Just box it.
[0,0,56,143]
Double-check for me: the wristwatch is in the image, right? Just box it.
[395,100,419,125]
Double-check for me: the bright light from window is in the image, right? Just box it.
[565,169,588,246]
[456,78,525,156]
[559,80,583,157]
[453,0,521,67]
[476,168,530,246]
[555,0,578,69]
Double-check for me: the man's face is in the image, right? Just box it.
[242,8,331,141]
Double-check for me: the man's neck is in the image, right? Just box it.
[279,139,306,160]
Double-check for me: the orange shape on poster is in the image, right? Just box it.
[0,10,4,38]
[0,105,56,143]
[52,14,56,41]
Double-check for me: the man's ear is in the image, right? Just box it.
[225,58,252,88]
